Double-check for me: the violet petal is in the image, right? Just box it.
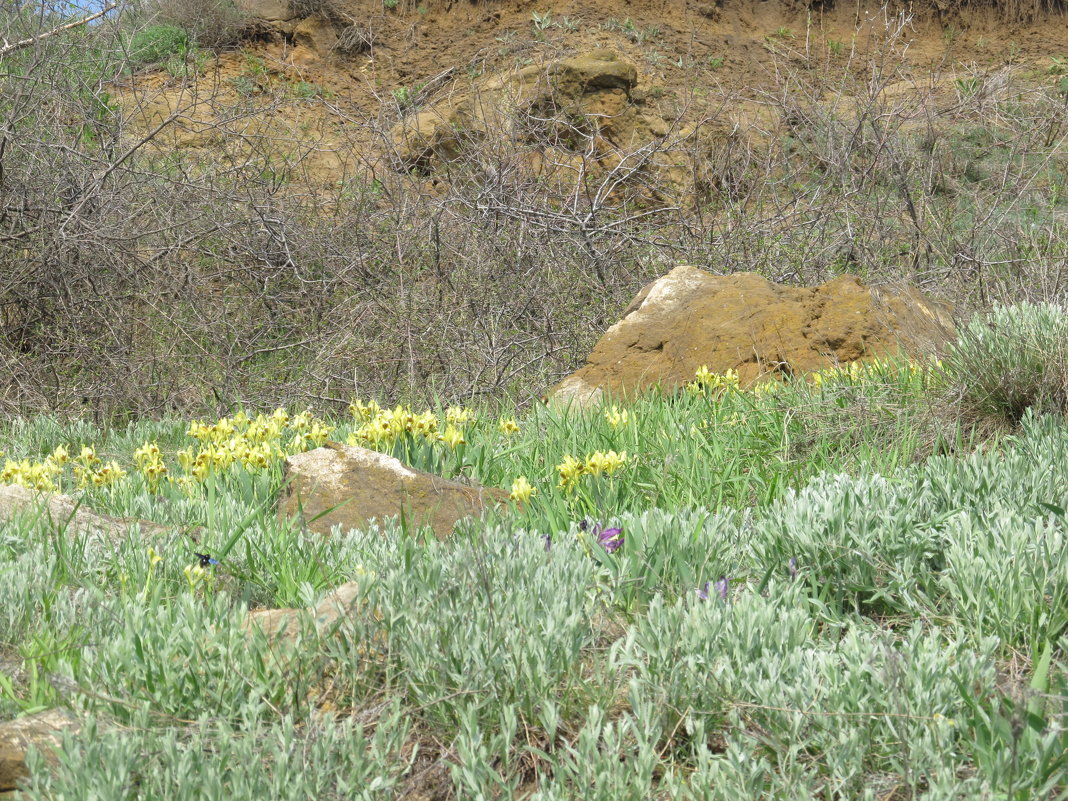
[714,576,729,602]
[597,526,623,553]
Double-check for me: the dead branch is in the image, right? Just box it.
[0,3,121,59]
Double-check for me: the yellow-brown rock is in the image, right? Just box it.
[549,266,954,406]
[276,442,508,538]
[390,50,663,170]
[0,709,80,794]
[242,580,364,646]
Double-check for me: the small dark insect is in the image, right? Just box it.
[194,552,220,568]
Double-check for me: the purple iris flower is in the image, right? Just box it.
[580,519,623,554]
[713,576,729,602]
[595,526,624,554]
[788,557,798,580]
[696,577,729,602]
[543,532,553,552]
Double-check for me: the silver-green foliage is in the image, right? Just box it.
[21,709,410,801]
[325,523,604,730]
[748,472,944,616]
[944,301,1068,421]
[68,592,319,723]
[3,396,1068,798]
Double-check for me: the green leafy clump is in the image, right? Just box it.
[127,24,191,67]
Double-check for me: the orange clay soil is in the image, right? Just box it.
[241,0,1068,106]
[116,0,1068,189]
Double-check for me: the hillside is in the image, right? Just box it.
[124,0,1068,190]
[2,0,1068,418]
[2,5,1068,799]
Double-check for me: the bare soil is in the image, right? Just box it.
[126,0,1068,188]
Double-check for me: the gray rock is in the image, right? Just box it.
[0,485,184,542]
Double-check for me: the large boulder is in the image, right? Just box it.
[0,709,80,794]
[549,266,955,405]
[277,442,508,538]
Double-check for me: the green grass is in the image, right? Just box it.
[0,358,1066,799]
[127,24,191,67]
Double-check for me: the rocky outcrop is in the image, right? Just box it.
[292,15,338,53]
[0,485,185,542]
[391,50,673,173]
[0,708,80,794]
[238,0,349,56]
[277,442,508,538]
[549,266,955,406]
[238,0,297,25]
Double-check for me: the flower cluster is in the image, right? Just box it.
[603,405,629,429]
[555,450,628,491]
[0,408,335,497]
[509,475,537,503]
[751,378,785,397]
[811,360,868,387]
[347,401,481,451]
[0,444,131,492]
[69,446,126,489]
[445,406,474,426]
[134,441,168,492]
[1,450,65,491]
[811,358,926,388]
[686,366,741,396]
[173,409,332,489]
[685,358,930,399]
[695,576,729,602]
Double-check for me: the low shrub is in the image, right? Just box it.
[127,24,190,66]
[942,301,1068,424]
[149,0,247,50]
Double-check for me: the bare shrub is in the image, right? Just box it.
[287,0,328,19]
[332,22,377,56]
[150,0,248,48]
[679,8,1068,307]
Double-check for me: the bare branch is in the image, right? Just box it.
[0,3,121,59]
